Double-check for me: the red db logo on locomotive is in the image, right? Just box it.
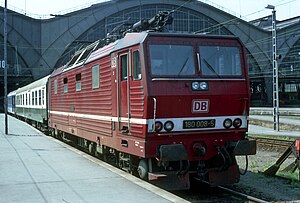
[192,99,209,113]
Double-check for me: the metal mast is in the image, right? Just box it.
[4,0,8,134]
[266,5,279,131]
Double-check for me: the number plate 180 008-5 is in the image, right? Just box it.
[183,119,215,129]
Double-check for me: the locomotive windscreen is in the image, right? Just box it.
[150,45,195,76]
[199,46,242,77]
[149,43,243,77]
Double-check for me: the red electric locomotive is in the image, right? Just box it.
[48,11,256,189]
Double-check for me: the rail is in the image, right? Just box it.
[218,185,269,203]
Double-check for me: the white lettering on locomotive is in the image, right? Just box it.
[111,57,117,68]
[192,99,209,113]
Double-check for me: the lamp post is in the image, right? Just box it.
[4,0,8,134]
[266,4,279,131]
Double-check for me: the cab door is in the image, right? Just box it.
[117,48,143,135]
[118,51,131,134]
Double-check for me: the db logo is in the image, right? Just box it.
[192,100,209,113]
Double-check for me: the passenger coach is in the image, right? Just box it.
[15,75,49,128]
[7,90,16,115]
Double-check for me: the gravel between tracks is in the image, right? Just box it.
[235,149,300,202]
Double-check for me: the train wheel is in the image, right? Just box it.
[137,159,148,180]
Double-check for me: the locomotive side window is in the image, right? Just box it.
[150,45,195,76]
[76,73,82,92]
[199,46,242,77]
[133,51,142,80]
[54,79,58,95]
[92,64,100,89]
[121,54,128,80]
[63,77,68,93]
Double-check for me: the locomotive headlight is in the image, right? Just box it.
[223,118,232,129]
[192,81,208,91]
[155,121,163,132]
[164,121,174,132]
[233,118,242,128]
[199,82,208,90]
[192,82,200,90]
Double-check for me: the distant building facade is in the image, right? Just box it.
[0,0,299,110]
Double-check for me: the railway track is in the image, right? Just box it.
[248,136,294,152]
[172,180,269,203]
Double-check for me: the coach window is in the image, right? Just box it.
[54,79,58,95]
[92,65,100,89]
[42,90,45,105]
[76,73,82,91]
[34,91,38,105]
[28,93,30,105]
[63,77,68,93]
[32,92,34,105]
[121,54,128,80]
[39,90,42,105]
[133,51,141,80]
[25,94,28,105]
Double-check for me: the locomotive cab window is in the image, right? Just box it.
[199,46,242,77]
[150,45,195,76]
[76,73,82,92]
[121,54,128,80]
[133,51,142,80]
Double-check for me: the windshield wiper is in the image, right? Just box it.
[202,58,221,78]
[177,57,190,76]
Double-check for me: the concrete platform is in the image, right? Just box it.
[250,107,300,116]
[248,115,300,138]
[0,114,189,203]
